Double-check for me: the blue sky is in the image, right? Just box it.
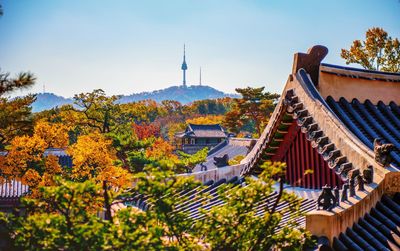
[1,0,399,97]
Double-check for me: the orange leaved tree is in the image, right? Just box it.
[67,132,131,221]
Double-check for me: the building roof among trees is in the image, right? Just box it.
[193,138,255,171]
[176,124,227,138]
[0,148,72,201]
[0,180,29,199]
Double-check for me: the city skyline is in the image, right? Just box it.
[0,0,399,97]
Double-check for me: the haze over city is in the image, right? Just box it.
[1,0,399,97]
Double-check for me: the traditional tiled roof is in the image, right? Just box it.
[177,124,227,138]
[210,45,400,246]
[327,97,400,169]
[122,176,317,229]
[43,148,69,157]
[241,73,353,189]
[193,138,254,171]
[333,193,400,251]
[0,148,72,202]
[0,180,29,199]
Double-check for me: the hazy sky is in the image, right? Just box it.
[1,0,399,97]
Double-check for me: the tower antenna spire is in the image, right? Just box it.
[181,44,188,87]
[199,67,202,86]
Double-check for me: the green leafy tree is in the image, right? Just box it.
[0,178,164,251]
[176,147,208,173]
[341,27,400,72]
[1,179,106,250]
[194,161,313,250]
[0,95,36,149]
[107,125,153,172]
[73,89,121,133]
[225,87,279,136]
[132,169,205,250]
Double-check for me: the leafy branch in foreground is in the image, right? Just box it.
[0,70,36,96]
[1,161,313,250]
[0,178,163,251]
[194,161,314,251]
[131,169,205,250]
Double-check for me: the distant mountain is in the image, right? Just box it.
[31,85,238,112]
[118,85,238,104]
[32,93,73,113]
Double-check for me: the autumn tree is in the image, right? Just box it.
[166,122,186,143]
[145,138,179,169]
[225,87,279,136]
[132,122,160,140]
[33,104,88,144]
[33,120,70,148]
[222,109,243,134]
[67,132,131,220]
[341,27,400,72]
[73,89,121,133]
[186,115,224,125]
[120,100,166,124]
[161,100,183,115]
[0,121,68,193]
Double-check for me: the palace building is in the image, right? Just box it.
[175,124,227,154]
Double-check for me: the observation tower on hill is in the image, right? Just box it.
[181,44,188,87]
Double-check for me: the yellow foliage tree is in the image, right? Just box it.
[145,138,179,167]
[341,27,400,72]
[4,135,46,178]
[67,132,132,220]
[34,120,70,148]
[0,134,63,196]
[67,132,131,188]
[186,115,224,125]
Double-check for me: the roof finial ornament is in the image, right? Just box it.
[292,45,328,86]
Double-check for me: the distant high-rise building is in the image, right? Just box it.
[181,44,188,87]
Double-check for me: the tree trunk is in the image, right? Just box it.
[103,180,113,222]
